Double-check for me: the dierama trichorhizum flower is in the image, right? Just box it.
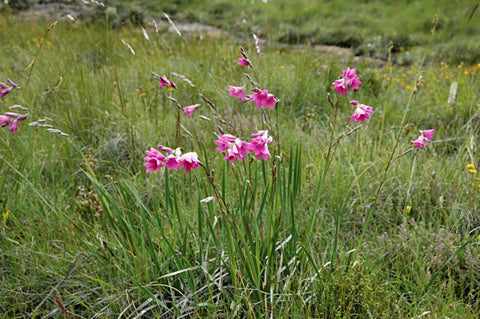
[3,112,28,133]
[412,129,434,149]
[143,147,166,173]
[237,47,252,67]
[249,130,273,161]
[144,145,201,173]
[228,86,247,102]
[183,104,200,116]
[214,134,251,163]
[0,79,19,98]
[248,88,278,109]
[153,72,176,89]
[332,67,361,95]
[349,100,373,123]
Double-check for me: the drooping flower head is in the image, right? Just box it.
[249,130,273,161]
[237,57,251,66]
[180,152,201,172]
[158,75,176,88]
[157,145,173,153]
[165,147,183,171]
[0,79,19,98]
[420,129,434,141]
[332,78,348,95]
[0,115,10,127]
[215,134,238,152]
[153,72,176,89]
[349,100,373,123]
[144,145,200,173]
[332,67,361,95]
[143,147,166,173]
[215,134,251,163]
[228,86,247,102]
[248,88,278,109]
[412,136,426,149]
[412,128,434,149]
[4,112,28,133]
[237,46,252,67]
[183,104,200,116]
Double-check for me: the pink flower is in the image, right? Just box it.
[8,120,19,133]
[249,130,272,161]
[0,79,19,98]
[248,89,278,109]
[153,72,176,89]
[215,134,252,163]
[4,112,28,133]
[165,148,182,171]
[158,75,176,88]
[412,128,434,149]
[412,136,426,149]
[165,154,182,170]
[420,129,434,141]
[6,79,18,89]
[225,140,251,163]
[332,79,348,95]
[237,46,252,67]
[143,147,166,173]
[183,104,200,116]
[237,57,251,67]
[349,100,373,123]
[0,115,10,127]
[0,86,12,98]
[157,145,173,153]
[343,67,361,89]
[332,67,361,95]
[228,86,247,101]
[215,134,238,152]
[180,152,200,172]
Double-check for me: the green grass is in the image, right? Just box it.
[0,11,480,318]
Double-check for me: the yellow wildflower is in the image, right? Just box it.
[469,169,478,174]
[280,66,285,70]
[2,210,9,224]
[405,205,412,214]
[467,164,475,169]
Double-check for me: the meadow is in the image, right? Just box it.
[1,2,480,318]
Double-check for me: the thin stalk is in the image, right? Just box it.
[404,150,418,208]
[25,21,57,89]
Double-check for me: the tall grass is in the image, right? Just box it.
[0,13,479,317]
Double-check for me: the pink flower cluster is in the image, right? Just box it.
[0,79,19,98]
[0,112,28,133]
[215,130,273,163]
[412,129,434,149]
[349,100,373,123]
[228,86,278,109]
[144,145,201,173]
[332,67,361,95]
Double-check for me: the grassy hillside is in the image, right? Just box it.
[0,6,480,318]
